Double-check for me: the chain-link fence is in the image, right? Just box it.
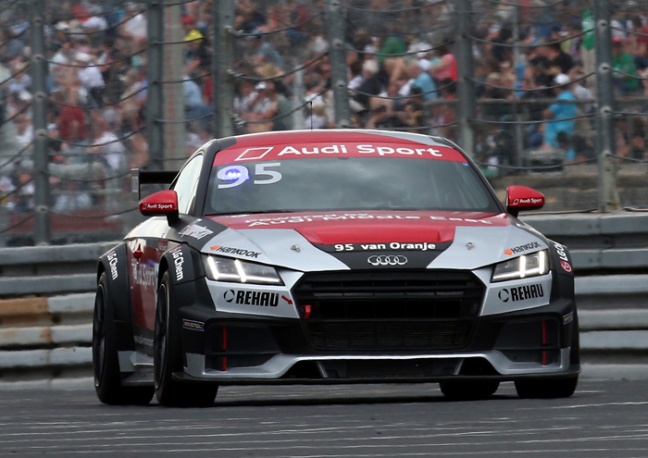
[1,0,646,246]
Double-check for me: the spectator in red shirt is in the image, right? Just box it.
[57,84,88,145]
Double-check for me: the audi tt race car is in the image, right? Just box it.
[93,129,579,407]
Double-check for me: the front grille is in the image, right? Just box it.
[293,270,485,351]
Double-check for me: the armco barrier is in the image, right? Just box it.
[1,212,648,388]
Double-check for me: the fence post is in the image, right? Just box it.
[163,2,185,167]
[30,0,50,245]
[146,0,165,170]
[326,0,350,128]
[594,0,620,212]
[455,0,476,156]
[213,0,235,138]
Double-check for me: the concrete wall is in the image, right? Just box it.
[1,212,648,388]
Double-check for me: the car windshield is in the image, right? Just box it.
[205,157,500,215]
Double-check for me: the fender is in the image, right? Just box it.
[158,244,210,308]
[547,239,576,319]
[158,244,212,363]
[97,244,136,354]
[549,240,574,277]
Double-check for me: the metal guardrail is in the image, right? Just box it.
[1,212,648,387]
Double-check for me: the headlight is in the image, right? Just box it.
[203,256,283,285]
[492,250,549,282]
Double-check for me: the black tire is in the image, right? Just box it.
[154,272,218,407]
[93,273,154,405]
[515,376,578,399]
[439,380,500,400]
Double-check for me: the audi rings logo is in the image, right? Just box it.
[367,255,408,266]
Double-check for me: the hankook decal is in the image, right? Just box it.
[504,241,540,256]
[210,245,261,258]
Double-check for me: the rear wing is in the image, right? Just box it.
[131,168,179,199]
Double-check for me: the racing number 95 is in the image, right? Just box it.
[217,163,282,189]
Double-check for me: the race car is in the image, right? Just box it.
[93,129,579,407]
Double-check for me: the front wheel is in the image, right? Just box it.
[515,376,578,399]
[93,273,154,405]
[154,272,218,407]
[439,380,500,400]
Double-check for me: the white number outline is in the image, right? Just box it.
[217,163,282,189]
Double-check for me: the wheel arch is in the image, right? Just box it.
[97,244,137,355]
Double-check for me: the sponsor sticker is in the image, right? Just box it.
[107,251,119,280]
[554,242,572,272]
[232,144,448,161]
[333,242,436,252]
[134,334,153,348]
[179,222,213,240]
[243,213,495,227]
[497,284,545,303]
[563,311,574,325]
[504,241,540,256]
[223,289,279,307]
[171,249,185,281]
[141,202,175,211]
[512,197,543,206]
[182,319,204,332]
[132,260,156,287]
[210,245,261,259]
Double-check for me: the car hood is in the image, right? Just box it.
[202,211,548,272]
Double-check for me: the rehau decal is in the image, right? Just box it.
[223,290,278,307]
[498,284,545,303]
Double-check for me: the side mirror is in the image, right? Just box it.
[139,189,179,223]
[506,185,545,217]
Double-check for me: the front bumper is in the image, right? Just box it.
[175,297,580,384]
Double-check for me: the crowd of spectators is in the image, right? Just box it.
[2,0,648,216]
[229,0,648,171]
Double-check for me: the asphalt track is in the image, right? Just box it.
[0,380,647,457]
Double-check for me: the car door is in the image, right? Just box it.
[129,154,205,354]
